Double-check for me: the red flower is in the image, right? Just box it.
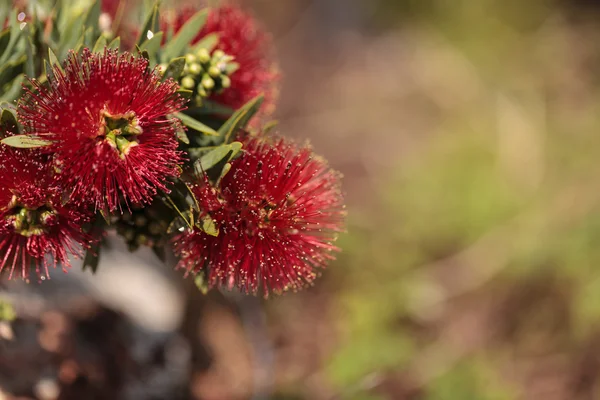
[172,5,279,117]
[19,49,186,212]
[0,147,91,281]
[173,137,345,296]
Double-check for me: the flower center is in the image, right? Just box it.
[99,109,143,158]
[5,197,57,237]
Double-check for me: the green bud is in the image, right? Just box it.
[197,48,211,64]
[185,53,197,64]
[220,75,231,89]
[197,86,208,98]
[181,76,196,89]
[189,63,202,75]
[134,215,147,227]
[208,66,221,78]
[158,63,168,75]
[136,234,148,246]
[212,49,225,61]
[201,75,215,90]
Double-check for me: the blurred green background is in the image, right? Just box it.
[244,0,600,398]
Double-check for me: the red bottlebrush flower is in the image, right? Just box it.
[172,5,279,117]
[0,147,91,281]
[173,137,345,296]
[19,49,186,212]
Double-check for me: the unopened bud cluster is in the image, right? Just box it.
[115,206,169,252]
[164,49,235,105]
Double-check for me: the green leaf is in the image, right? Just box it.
[0,11,23,65]
[107,36,120,50]
[194,271,210,294]
[0,29,11,61]
[82,216,106,274]
[163,56,186,81]
[198,99,235,116]
[0,74,23,102]
[218,95,264,143]
[23,26,35,78]
[175,127,190,144]
[139,31,163,60]
[0,300,16,322]
[216,162,232,185]
[161,194,193,229]
[190,32,219,53]
[225,62,240,75]
[262,120,279,134]
[58,10,85,59]
[136,1,160,48]
[200,214,219,236]
[0,108,18,138]
[82,246,101,274]
[162,10,207,61]
[92,35,107,53]
[48,47,63,72]
[194,141,243,173]
[176,88,193,99]
[1,135,52,148]
[83,0,101,31]
[175,112,218,136]
[0,56,25,93]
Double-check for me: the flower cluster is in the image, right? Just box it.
[174,137,345,296]
[0,1,344,296]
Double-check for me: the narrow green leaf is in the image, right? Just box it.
[83,0,101,31]
[82,245,101,274]
[175,127,190,144]
[190,32,219,53]
[44,60,55,83]
[1,135,52,148]
[1,108,18,130]
[0,10,23,65]
[194,141,242,173]
[0,74,23,102]
[200,214,219,236]
[163,57,186,81]
[0,56,25,92]
[262,119,279,134]
[58,10,85,59]
[107,36,120,50]
[162,10,207,61]
[82,216,105,274]
[48,48,63,71]
[0,29,11,61]
[162,195,193,229]
[194,271,209,294]
[139,31,163,59]
[225,62,240,75]
[218,95,264,143]
[216,162,232,186]
[92,35,107,53]
[136,2,160,48]
[23,26,35,78]
[175,112,218,136]
[199,99,235,116]
[176,88,193,99]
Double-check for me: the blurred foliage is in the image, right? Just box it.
[322,0,600,398]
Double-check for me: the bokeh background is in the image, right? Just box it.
[5,0,600,399]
